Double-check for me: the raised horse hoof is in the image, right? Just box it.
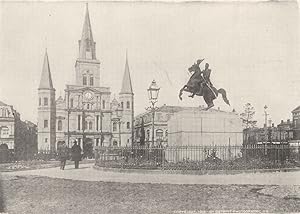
[205,104,214,111]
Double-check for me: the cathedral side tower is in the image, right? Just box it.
[119,53,134,146]
[75,4,100,87]
[38,50,56,151]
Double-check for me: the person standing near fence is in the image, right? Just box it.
[71,141,82,169]
[58,141,69,170]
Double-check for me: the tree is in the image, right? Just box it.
[240,103,257,129]
[140,117,145,146]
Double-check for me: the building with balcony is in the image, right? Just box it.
[0,101,37,160]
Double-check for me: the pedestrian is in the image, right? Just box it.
[58,141,69,170]
[71,141,82,169]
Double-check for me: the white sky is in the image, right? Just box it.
[0,1,299,126]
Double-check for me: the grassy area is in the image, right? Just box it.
[1,176,300,214]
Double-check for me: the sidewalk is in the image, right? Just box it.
[2,163,300,185]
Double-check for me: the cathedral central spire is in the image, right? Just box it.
[78,3,96,60]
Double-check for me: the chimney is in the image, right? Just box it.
[287,119,290,123]
[272,123,274,127]
[281,120,284,124]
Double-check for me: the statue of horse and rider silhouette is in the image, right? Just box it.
[178,59,230,110]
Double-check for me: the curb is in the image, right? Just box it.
[93,165,300,176]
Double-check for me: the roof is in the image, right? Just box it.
[0,101,8,106]
[39,50,54,89]
[292,106,300,113]
[120,52,133,94]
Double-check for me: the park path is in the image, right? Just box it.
[2,162,300,185]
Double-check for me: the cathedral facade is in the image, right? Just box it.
[37,5,134,152]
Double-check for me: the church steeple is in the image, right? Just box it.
[120,51,133,94]
[78,3,96,60]
[39,50,54,90]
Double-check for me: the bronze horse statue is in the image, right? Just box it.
[179,63,230,110]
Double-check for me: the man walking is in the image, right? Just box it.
[71,141,82,169]
[58,141,69,170]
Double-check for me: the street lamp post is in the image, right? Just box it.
[116,106,123,146]
[146,80,160,147]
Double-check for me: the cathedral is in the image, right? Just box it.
[37,5,134,153]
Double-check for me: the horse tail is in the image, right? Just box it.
[217,88,230,106]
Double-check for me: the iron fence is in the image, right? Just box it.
[95,144,300,170]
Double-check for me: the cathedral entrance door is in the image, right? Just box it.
[83,138,94,159]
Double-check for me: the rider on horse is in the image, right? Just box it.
[188,59,213,98]
[178,58,230,110]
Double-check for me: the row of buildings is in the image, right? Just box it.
[243,106,300,145]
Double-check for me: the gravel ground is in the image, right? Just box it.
[0,160,95,172]
[1,175,300,214]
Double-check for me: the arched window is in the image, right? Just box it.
[113,140,118,146]
[83,75,87,85]
[44,120,48,128]
[44,97,48,106]
[126,101,130,109]
[39,98,41,106]
[70,98,74,108]
[121,102,124,109]
[0,127,9,138]
[147,130,150,139]
[90,75,94,86]
[156,129,163,138]
[102,100,105,109]
[89,121,93,130]
[58,120,62,131]
[127,122,130,129]
[1,109,7,117]
[113,122,117,132]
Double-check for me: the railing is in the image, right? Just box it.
[95,144,300,170]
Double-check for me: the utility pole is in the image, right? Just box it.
[264,105,269,128]
[67,87,70,148]
[263,105,269,143]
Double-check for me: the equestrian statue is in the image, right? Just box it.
[179,59,230,110]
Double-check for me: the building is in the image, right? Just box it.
[37,5,134,153]
[243,120,293,145]
[292,106,300,140]
[0,101,37,160]
[134,105,242,146]
[134,105,185,146]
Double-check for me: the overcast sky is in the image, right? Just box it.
[0,1,299,126]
